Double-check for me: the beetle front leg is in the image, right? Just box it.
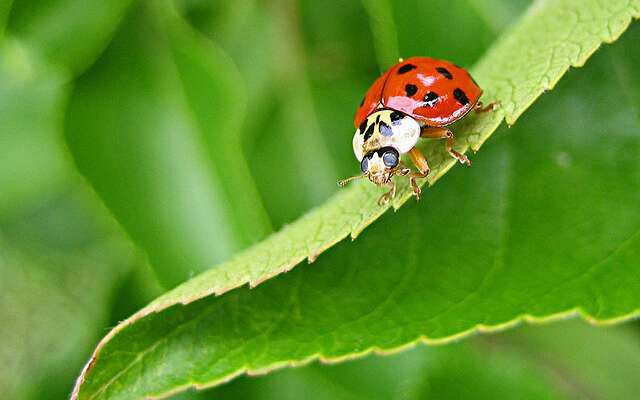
[408,147,430,200]
[377,180,397,206]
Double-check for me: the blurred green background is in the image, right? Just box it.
[1,0,639,399]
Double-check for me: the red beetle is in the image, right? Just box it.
[339,57,496,205]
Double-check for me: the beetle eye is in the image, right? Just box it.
[360,156,369,172]
[382,150,399,168]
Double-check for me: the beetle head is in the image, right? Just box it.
[360,147,399,185]
[338,147,401,187]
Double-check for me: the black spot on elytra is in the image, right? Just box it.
[363,123,375,141]
[358,120,367,134]
[423,91,439,107]
[453,88,469,105]
[405,84,418,97]
[436,67,452,79]
[397,64,417,74]
[390,111,404,124]
[379,121,393,136]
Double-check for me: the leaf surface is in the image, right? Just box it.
[72,1,640,399]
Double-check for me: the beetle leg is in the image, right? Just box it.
[408,147,430,200]
[377,179,397,206]
[395,162,412,177]
[474,100,499,113]
[420,127,472,166]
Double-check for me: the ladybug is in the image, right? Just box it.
[338,57,496,205]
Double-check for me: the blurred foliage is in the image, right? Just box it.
[1,0,639,399]
[66,1,271,287]
[0,191,135,399]
[6,0,133,75]
[0,1,155,399]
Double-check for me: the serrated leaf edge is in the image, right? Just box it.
[120,308,640,400]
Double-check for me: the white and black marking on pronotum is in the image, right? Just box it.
[389,110,404,125]
[379,121,393,136]
[435,67,452,79]
[405,84,418,97]
[363,122,375,141]
[397,64,417,74]
[453,88,469,105]
[358,119,367,134]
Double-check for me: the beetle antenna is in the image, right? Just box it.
[337,174,366,187]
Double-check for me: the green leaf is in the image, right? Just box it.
[212,319,640,400]
[463,0,534,34]
[211,329,563,400]
[72,1,640,399]
[6,0,134,75]
[65,1,272,287]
